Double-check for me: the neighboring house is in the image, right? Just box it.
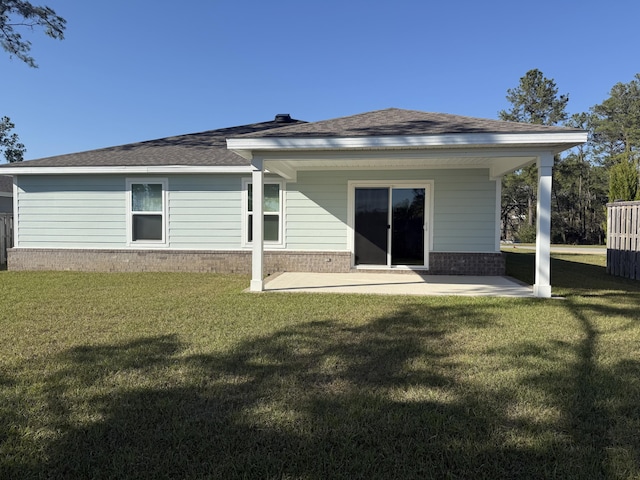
[0,175,12,213]
[0,108,587,297]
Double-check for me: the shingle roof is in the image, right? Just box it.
[0,109,584,170]
[0,117,306,168]
[235,108,583,138]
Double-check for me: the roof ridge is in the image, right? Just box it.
[231,108,585,140]
[323,108,584,131]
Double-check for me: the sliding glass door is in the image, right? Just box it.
[391,188,425,265]
[354,186,427,267]
[354,188,389,265]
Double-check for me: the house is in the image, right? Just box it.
[0,108,587,297]
[0,175,12,213]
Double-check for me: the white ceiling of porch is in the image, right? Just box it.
[262,149,539,180]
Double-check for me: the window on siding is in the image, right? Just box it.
[128,180,167,243]
[244,181,283,244]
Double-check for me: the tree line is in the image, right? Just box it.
[500,69,640,245]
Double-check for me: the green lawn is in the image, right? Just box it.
[1,253,639,479]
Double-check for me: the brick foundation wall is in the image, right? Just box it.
[428,252,505,275]
[7,248,352,274]
[7,249,504,276]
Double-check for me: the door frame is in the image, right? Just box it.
[347,180,434,269]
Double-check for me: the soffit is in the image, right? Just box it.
[258,147,542,180]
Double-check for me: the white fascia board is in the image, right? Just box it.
[227,131,588,152]
[0,165,253,175]
[0,192,11,197]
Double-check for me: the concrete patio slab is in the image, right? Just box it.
[263,272,534,297]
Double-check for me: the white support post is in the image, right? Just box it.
[495,178,502,252]
[534,152,553,298]
[250,157,265,292]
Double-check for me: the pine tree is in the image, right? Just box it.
[499,69,569,240]
[608,158,639,201]
[591,74,640,201]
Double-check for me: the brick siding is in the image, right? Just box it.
[428,252,505,275]
[7,249,352,274]
[8,249,504,275]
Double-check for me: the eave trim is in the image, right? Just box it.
[227,131,588,152]
[0,165,253,175]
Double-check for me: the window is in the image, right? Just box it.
[243,180,284,245]
[127,179,167,244]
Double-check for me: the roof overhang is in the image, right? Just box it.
[0,130,588,180]
[228,131,587,153]
[228,131,588,181]
[0,165,253,175]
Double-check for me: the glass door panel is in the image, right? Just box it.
[354,188,389,265]
[391,188,425,266]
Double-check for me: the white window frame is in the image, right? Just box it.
[347,180,434,269]
[126,178,168,247]
[241,178,285,248]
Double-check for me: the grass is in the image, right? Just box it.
[1,254,639,479]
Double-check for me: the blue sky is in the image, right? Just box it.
[2,0,639,160]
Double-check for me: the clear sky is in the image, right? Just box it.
[1,0,639,160]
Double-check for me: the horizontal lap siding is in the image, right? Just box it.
[342,169,496,252]
[16,175,127,248]
[433,171,496,252]
[287,169,497,253]
[15,170,497,254]
[16,174,246,250]
[286,172,349,250]
[168,176,242,248]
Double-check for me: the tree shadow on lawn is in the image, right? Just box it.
[488,296,640,478]
[505,251,640,298]
[2,302,639,479]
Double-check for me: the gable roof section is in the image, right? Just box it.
[235,108,581,138]
[226,108,588,180]
[227,108,586,157]
[0,116,306,170]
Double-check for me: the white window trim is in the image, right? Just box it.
[241,178,286,248]
[126,178,168,247]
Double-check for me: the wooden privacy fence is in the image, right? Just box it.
[607,201,640,280]
[0,213,13,267]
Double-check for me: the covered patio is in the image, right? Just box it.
[262,272,534,297]
[227,109,588,298]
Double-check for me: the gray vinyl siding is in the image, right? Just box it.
[287,169,497,253]
[286,171,349,250]
[15,174,246,250]
[168,176,242,248]
[16,175,127,248]
[431,170,497,252]
[14,169,498,253]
